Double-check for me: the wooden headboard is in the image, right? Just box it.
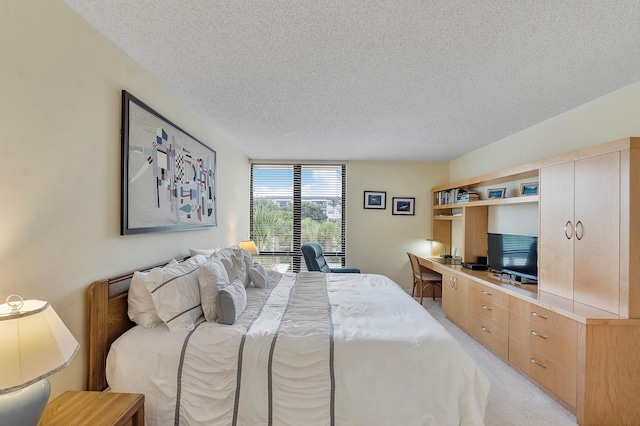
[86,257,188,391]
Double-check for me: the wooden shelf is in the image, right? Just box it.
[434,215,463,221]
[433,194,539,209]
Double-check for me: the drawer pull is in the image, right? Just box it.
[530,357,547,368]
[481,290,493,296]
[481,304,493,311]
[480,326,492,333]
[530,329,548,339]
[531,311,548,320]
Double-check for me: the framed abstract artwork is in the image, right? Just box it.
[121,90,217,235]
[364,191,386,209]
[392,197,415,215]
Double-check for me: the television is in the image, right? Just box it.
[487,233,538,283]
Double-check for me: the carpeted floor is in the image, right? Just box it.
[419,297,577,426]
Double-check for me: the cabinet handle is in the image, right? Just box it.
[530,357,547,368]
[481,304,493,311]
[530,329,548,339]
[481,290,492,296]
[453,277,458,289]
[480,325,492,333]
[575,220,584,240]
[564,221,573,239]
[530,311,548,320]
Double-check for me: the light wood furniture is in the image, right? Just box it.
[38,391,144,426]
[427,136,640,426]
[407,252,442,303]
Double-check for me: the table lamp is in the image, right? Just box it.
[239,240,259,255]
[0,294,79,426]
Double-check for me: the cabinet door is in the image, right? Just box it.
[441,271,456,319]
[539,162,575,299]
[454,275,470,331]
[574,152,620,314]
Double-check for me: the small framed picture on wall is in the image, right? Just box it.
[364,191,386,209]
[392,197,415,215]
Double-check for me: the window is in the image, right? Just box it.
[250,163,347,272]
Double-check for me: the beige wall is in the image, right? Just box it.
[0,0,249,399]
[450,80,640,180]
[347,162,449,288]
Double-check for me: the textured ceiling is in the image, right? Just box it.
[64,1,640,161]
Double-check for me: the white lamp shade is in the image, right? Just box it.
[239,240,258,255]
[0,300,79,393]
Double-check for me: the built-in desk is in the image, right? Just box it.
[418,255,640,426]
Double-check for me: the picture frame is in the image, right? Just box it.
[519,182,539,196]
[364,191,386,209]
[487,188,506,199]
[392,197,415,215]
[121,90,217,235]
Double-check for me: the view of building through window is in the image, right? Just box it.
[250,163,346,272]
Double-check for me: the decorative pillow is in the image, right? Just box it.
[127,259,178,328]
[249,263,269,289]
[144,261,203,332]
[189,247,222,257]
[203,246,254,289]
[198,258,230,322]
[216,277,247,325]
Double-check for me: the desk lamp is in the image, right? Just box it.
[426,238,451,258]
[0,294,79,426]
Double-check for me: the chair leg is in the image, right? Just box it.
[419,281,424,304]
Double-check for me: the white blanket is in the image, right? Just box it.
[107,273,489,425]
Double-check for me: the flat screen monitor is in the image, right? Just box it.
[487,233,538,283]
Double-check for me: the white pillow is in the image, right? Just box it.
[249,263,269,289]
[184,254,208,266]
[189,247,222,256]
[127,259,178,328]
[145,261,203,332]
[128,269,163,328]
[216,277,247,325]
[198,258,230,322]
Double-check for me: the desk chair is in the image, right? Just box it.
[301,242,360,273]
[407,252,442,303]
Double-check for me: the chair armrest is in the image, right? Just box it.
[329,267,361,273]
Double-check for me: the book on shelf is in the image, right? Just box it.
[434,189,479,205]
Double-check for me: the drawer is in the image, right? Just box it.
[528,352,577,409]
[471,320,508,359]
[471,299,509,333]
[529,306,578,339]
[470,282,509,309]
[528,324,577,373]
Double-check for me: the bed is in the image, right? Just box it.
[87,249,490,425]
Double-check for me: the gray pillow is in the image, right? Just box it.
[216,277,247,325]
[249,263,269,289]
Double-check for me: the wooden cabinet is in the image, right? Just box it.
[469,281,509,358]
[539,152,621,314]
[509,297,578,408]
[441,270,470,331]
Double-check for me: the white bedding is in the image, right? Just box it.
[107,272,490,425]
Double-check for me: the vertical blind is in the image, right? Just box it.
[250,163,347,272]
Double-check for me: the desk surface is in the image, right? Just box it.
[418,255,631,323]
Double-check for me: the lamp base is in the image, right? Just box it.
[0,378,51,426]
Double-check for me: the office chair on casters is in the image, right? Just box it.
[407,252,442,303]
[301,242,361,273]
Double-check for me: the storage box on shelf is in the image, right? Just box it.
[425,137,640,426]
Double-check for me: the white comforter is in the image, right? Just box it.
[107,272,490,425]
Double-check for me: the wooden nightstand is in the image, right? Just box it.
[38,391,144,426]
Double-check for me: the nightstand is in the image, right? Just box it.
[38,391,144,426]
